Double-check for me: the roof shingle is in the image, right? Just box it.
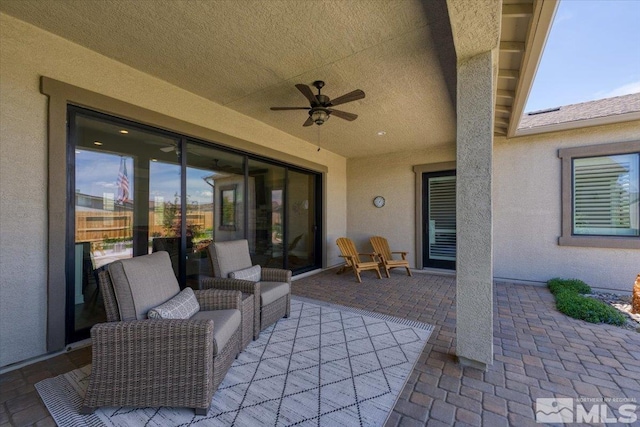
[518,92,640,130]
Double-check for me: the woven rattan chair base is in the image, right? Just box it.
[81,325,241,415]
[260,295,290,332]
[212,327,241,392]
[240,293,254,350]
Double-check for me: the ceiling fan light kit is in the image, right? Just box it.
[311,108,330,125]
[270,80,365,127]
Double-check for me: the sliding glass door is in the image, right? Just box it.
[68,106,322,342]
[70,110,181,342]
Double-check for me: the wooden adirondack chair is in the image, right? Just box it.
[336,237,382,283]
[370,236,412,277]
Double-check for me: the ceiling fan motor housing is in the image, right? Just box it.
[314,94,329,107]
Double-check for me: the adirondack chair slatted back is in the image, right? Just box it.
[369,235,412,278]
[370,236,392,262]
[335,237,382,283]
[336,237,361,266]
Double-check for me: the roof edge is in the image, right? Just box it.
[514,110,640,137]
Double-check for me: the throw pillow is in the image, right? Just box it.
[229,264,261,282]
[147,287,200,319]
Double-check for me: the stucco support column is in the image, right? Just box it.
[455,49,495,370]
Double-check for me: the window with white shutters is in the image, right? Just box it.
[558,141,640,249]
[573,153,639,236]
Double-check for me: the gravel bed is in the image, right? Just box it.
[587,292,640,331]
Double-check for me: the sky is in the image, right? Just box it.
[76,149,215,206]
[525,0,640,113]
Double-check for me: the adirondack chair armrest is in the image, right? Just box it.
[391,251,408,260]
[359,252,379,261]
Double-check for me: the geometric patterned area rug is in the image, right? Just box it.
[35,296,433,427]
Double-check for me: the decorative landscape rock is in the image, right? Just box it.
[633,274,640,314]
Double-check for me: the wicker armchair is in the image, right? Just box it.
[201,239,291,339]
[80,251,243,416]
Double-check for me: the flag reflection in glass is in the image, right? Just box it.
[116,156,130,204]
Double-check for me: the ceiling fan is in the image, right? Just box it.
[270,81,365,126]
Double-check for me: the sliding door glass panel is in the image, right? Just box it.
[149,159,181,277]
[248,159,286,268]
[74,148,129,332]
[186,142,245,286]
[72,111,179,340]
[286,169,317,271]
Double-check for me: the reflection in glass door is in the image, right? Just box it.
[423,171,456,270]
[287,169,318,272]
[73,149,132,333]
[185,143,245,287]
[149,159,181,277]
[70,108,180,342]
[248,159,286,267]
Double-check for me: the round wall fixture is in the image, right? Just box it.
[373,196,385,208]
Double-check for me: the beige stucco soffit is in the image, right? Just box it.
[446,0,501,61]
[507,0,558,138]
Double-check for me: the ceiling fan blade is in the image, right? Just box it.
[270,107,311,110]
[160,146,175,152]
[329,109,358,121]
[295,84,319,105]
[328,89,365,107]
[303,116,314,127]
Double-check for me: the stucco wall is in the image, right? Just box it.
[493,122,640,291]
[346,145,456,267]
[0,13,346,367]
[347,123,639,292]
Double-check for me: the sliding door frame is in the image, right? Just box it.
[413,161,457,270]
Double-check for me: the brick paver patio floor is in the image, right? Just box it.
[1,269,639,426]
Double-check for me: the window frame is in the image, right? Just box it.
[219,184,237,231]
[558,140,640,249]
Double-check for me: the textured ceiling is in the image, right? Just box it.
[1,0,456,158]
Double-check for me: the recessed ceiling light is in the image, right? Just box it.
[119,129,129,134]
[377,131,386,136]
[93,141,103,146]
[151,158,158,162]
[75,150,81,154]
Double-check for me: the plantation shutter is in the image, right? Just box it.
[428,176,456,260]
[573,153,639,236]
